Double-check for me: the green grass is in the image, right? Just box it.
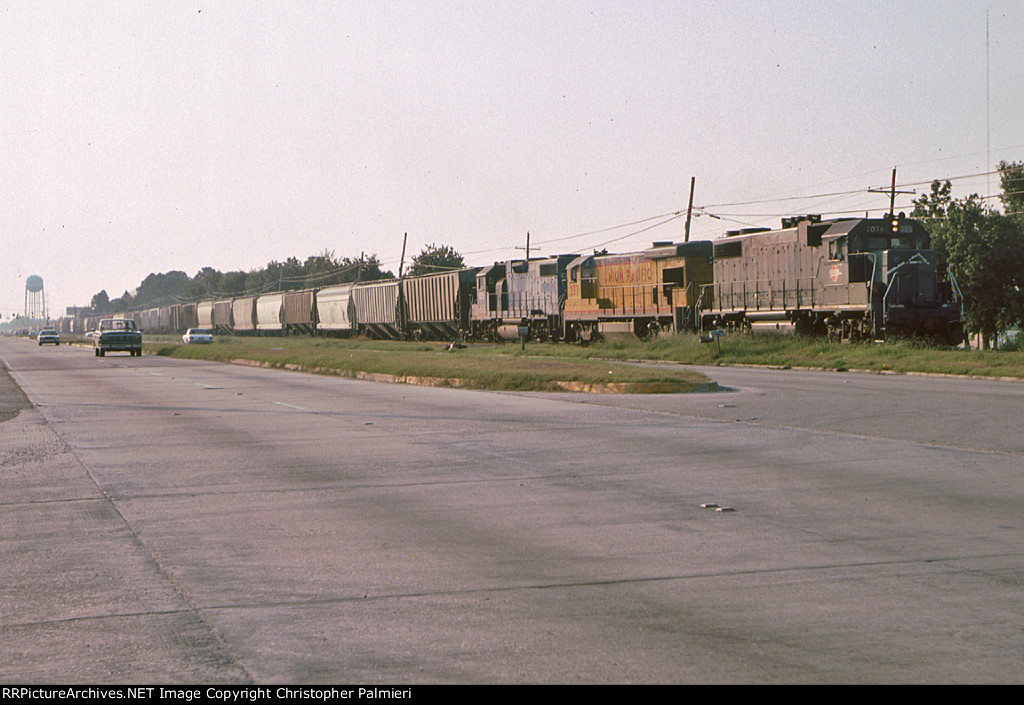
[513,334,1024,378]
[72,330,1024,383]
[147,336,714,392]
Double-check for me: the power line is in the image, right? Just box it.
[579,212,688,253]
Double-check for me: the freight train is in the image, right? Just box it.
[56,215,963,345]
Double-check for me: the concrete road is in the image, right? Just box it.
[2,338,1023,684]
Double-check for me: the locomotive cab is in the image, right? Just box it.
[826,217,961,341]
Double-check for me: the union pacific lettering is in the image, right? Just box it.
[597,261,655,286]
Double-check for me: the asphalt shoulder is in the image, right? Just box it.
[0,363,32,423]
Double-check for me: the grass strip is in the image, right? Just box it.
[515,334,1024,379]
[149,337,714,393]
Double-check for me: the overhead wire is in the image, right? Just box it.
[130,158,1024,310]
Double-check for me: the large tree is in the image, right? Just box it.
[90,290,110,314]
[135,271,189,308]
[406,244,465,277]
[913,178,1024,347]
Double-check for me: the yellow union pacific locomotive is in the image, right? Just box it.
[563,241,713,342]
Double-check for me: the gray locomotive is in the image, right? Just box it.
[699,215,963,343]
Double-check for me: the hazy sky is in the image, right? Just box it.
[2,0,1022,317]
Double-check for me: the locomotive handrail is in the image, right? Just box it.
[863,252,878,316]
[881,253,931,309]
[710,278,818,311]
[947,267,963,303]
[947,267,965,324]
[585,281,670,315]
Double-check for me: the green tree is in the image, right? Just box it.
[999,160,1024,223]
[910,179,953,220]
[110,290,134,312]
[90,290,110,314]
[337,254,393,283]
[406,244,465,277]
[302,249,341,280]
[914,180,1024,347]
[180,267,224,301]
[135,271,189,308]
[219,271,249,295]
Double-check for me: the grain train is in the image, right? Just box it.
[56,215,963,345]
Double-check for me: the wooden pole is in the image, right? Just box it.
[398,233,407,278]
[684,176,695,243]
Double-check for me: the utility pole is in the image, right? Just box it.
[868,167,914,217]
[398,233,409,339]
[514,232,532,260]
[684,176,695,243]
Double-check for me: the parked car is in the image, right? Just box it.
[37,329,60,345]
[182,328,214,344]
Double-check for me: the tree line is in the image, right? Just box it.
[89,244,465,314]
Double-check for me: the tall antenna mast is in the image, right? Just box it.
[987,9,991,197]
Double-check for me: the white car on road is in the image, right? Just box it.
[37,329,60,345]
[182,328,214,344]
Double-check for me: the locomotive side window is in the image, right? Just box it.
[662,267,686,287]
[829,238,846,261]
